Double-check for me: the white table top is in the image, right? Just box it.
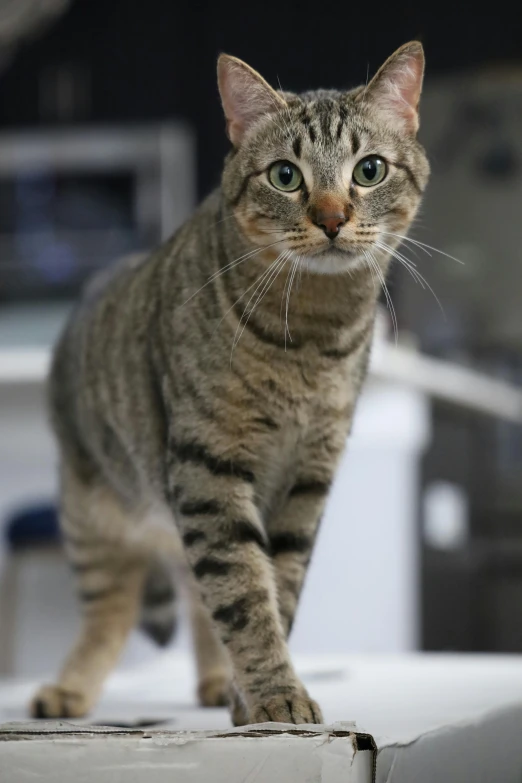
[1,651,522,741]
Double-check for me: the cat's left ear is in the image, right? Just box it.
[218,54,287,147]
[361,41,425,134]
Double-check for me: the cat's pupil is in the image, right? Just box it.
[362,159,377,180]
[279,165,293,185]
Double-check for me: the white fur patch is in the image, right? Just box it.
[297,250,368,275]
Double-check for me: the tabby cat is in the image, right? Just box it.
[32,41,429,725]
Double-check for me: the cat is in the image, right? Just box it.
[31,41,429,726]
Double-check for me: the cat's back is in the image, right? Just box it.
[47,191,220,489]
[47,247,163,477]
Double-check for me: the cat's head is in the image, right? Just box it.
[219,43,430,274]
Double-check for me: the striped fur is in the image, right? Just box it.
[32,42,429,724]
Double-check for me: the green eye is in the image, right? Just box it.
[353,156,387,187]
[268,161,303,192]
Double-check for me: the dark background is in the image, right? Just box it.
[0,0,520,196]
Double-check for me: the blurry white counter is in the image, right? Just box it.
[2,331,522,673]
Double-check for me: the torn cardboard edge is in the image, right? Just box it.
[0,720,377,783]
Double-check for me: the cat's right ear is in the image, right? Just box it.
[218,55,286,147]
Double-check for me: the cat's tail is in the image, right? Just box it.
[139,559,178,647]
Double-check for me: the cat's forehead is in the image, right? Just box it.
[251,92,395,175]
[281,91,387,154]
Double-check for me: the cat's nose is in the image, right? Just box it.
[314,212,347,240]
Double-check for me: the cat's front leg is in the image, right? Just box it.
[169,439,322,725]
[268,478,332,638]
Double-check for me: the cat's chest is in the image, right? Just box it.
[244,356,353,470]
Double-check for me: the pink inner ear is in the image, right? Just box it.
[218,57,285,146]
[371,49,424,132]
[393,52,424,112]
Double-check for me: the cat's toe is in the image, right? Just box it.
[197,673,230,707]
[31,685,90,719]
[250,693,323,725]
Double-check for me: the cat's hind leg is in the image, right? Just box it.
[188,582,232,707]
[31,466,149,718]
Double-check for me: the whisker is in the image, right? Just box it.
[362,248,379,294]
[230,251,290,362]
[179,239,286,308]
[365,248,398,345]
[285,255,300,347]
[375,240,446,319]
[208,206,255,229]
[280,254,295,324]
[381,231,464,265]
[276,75,294,141]
[213,250,285,337]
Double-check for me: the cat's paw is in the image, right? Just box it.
[249,693,323,725]
[30,684,91,719]
[197,673,230,708]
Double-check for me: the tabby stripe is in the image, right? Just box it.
[270,532,312,555]
[199,275,221,320]
[299,182,310,205]
[170,484,183,502]
[193,557,231,579]
[232,302,302,351]
[246,660,289,677]
[321,348,352,359]
[319,105,331,139]
[308,123,317,144]
[230,519,269,551]
[229,168,266,207]
[279,575,301,596]
[79,585,120,603]
[70,559,108,574]
[253,415,279,430]
[183,529,206,547]
[212,597,249,631]
[289,480,330,497]
[180,370,223,424]
[321,322,371,359]
[170,438,255,483]
[394,161,422,194]
[180,499,222,516]
[252,210,279,221]
[292,135,302,158]
[336,104,348,139]
[147,343,169,449]
[351,129,361,155]
[142,585,175,605]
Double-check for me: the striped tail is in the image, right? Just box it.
[139,559,178,647]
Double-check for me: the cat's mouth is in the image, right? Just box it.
[317,245,355,256]
[292,244,368,275]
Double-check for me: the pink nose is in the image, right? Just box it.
[314,212,346,240]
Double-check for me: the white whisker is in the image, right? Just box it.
[230,250,290,363]
[284,255,300,347]
[381,231,464,265]
[375,240,446,319]
[179,239,285,308]
[276,75,293,141]
[365,248,398,344]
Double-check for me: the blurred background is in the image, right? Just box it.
[1,0,522,678]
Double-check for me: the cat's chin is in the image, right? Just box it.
[296,249,368,276]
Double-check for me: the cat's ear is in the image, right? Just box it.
[218,54,286,146]
[362,41,424,134]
